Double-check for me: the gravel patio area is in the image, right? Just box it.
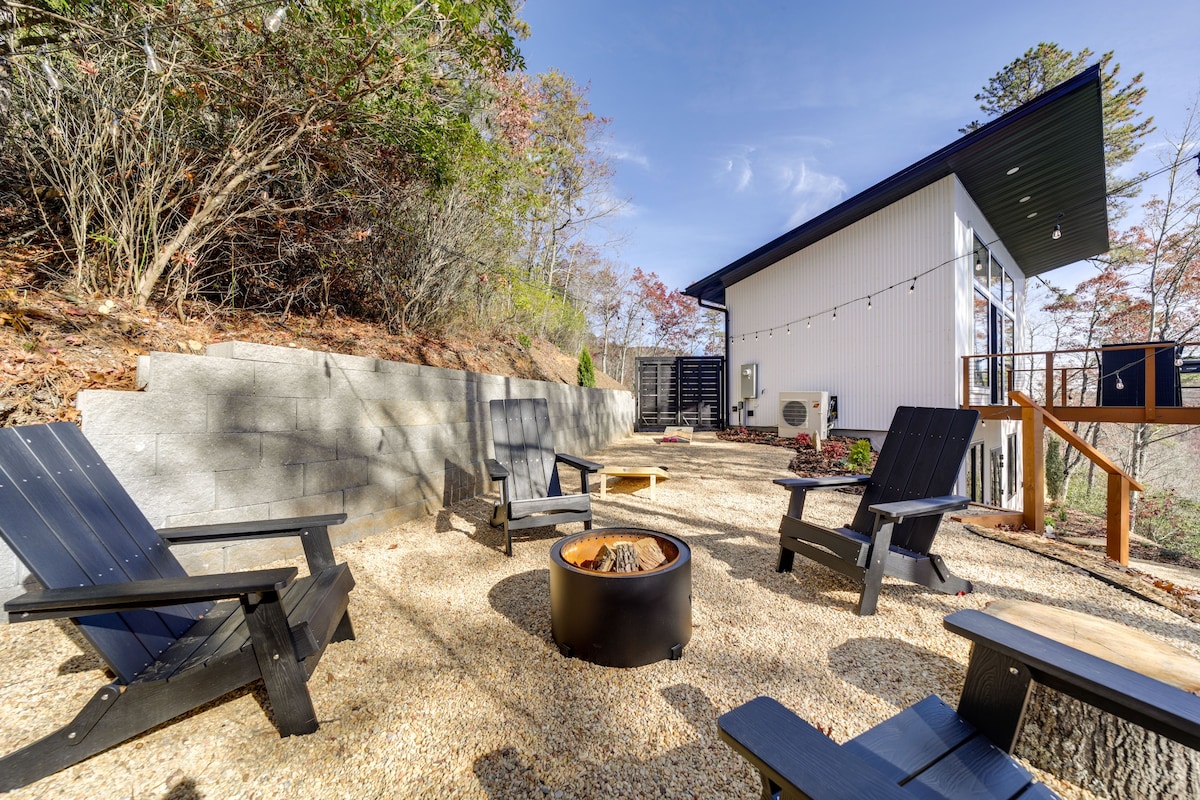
[2,432,1198,799]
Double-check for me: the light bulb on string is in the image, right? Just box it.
[786,325,791,335]
[1052,223,1061,240]
[806,319,811,329]
[908,278,916,294]
[143,27,163,74]
[769,329,773,338]
[1115,373,1125,391]
[867,295,872,310]
[832,307,837,321]
[109,113,122,138]
[265,3,288,33]
[39,50,62,91]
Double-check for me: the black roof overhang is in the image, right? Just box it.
[684,65,1108,306]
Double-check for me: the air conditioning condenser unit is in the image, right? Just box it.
[778,391,830,439]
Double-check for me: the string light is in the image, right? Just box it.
[1051,222,1061,240]
[909,278,916,294]
[806,319,811,329]
[1115,373,1125,391]
[39,50,62,92]
[867,295,872,310]
[832,307,837,321]
[265,3,288,33]
[143,27,163,74]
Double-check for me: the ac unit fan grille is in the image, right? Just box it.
[781,400,810,428]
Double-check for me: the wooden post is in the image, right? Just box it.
[1107,473,1131,565]
[1021,403,1045,535]
[1044,352,1055,410]
[1145,346,1157,422]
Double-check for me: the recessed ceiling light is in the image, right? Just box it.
[1006,167,1020,175]
[1019,196,1031,203]
[1026,211,1038,218]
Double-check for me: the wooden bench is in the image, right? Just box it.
[718,608,1200,799]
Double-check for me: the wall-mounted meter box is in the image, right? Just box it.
[739,363,758,400]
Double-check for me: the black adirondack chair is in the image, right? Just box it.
[775,406,978,615]
[486,398,602,556]
[0,423,355,792]
[718,609,1200,799]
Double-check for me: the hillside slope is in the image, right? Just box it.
[1,263,626,427]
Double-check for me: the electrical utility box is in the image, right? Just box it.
[739,364,758,400]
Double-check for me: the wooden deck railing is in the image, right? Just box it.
[1009,392,1143,565]
[962,341,1200,424]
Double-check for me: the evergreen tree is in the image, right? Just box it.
[578,346,596,387]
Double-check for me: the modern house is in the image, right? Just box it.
[684,65,1108,510]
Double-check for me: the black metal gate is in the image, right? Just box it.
[635,356,725,431]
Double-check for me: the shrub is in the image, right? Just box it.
[517,333,531,349]
[577,346,596,388]
[1045,437,1065,501]
[793,433,811,449]
[847,439,872,471]
[822,441,847,461]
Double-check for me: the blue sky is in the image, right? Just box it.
[517,0,1200,295]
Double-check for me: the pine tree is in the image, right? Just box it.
[577,346,596,388]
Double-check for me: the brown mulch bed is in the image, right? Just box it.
[716,428,877,479]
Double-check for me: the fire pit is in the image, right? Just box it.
[549,528,692,668]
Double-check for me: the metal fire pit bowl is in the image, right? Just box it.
[549,528,692,668]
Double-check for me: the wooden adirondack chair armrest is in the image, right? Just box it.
[158,513,347,574]
[556,453,602,473]
[944,610,1200,749]
[774,475,871,491]
[4,567,299,623]
[868,495,969,522]
[157,513,347,544]
[718,696,912,800]
[486,458,510,481]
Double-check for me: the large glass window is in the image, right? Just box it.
[972,235,1017,403]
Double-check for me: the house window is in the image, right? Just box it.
[972,235,1017,404]
[1006,433,1018,498]
[967,441,985,503]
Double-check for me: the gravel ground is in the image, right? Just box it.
[2,432,1199,800]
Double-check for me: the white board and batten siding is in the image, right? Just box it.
[727,176,962,434]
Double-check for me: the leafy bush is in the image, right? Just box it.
[847,439,872,472]
[793,433,811,448]
[822,441,847,461]
[517,333,531,349]
[577,346,596,387]
[1045,437,1066,501]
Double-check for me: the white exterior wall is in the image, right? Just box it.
[726,176,959,434]
[954,178,1026,509]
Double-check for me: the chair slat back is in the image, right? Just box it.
[0,423,210,682]
[850,407,979,553]
[490,399,562,501]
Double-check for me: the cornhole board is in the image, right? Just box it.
[659,426,693,444]
[597,466,671,501]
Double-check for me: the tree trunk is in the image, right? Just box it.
[1017,684,1200,799]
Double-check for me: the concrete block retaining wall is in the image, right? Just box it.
[1,341,634,602]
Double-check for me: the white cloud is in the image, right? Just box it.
[596,138,650,169]
[716,148,755,192]
[715,138,846,225]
